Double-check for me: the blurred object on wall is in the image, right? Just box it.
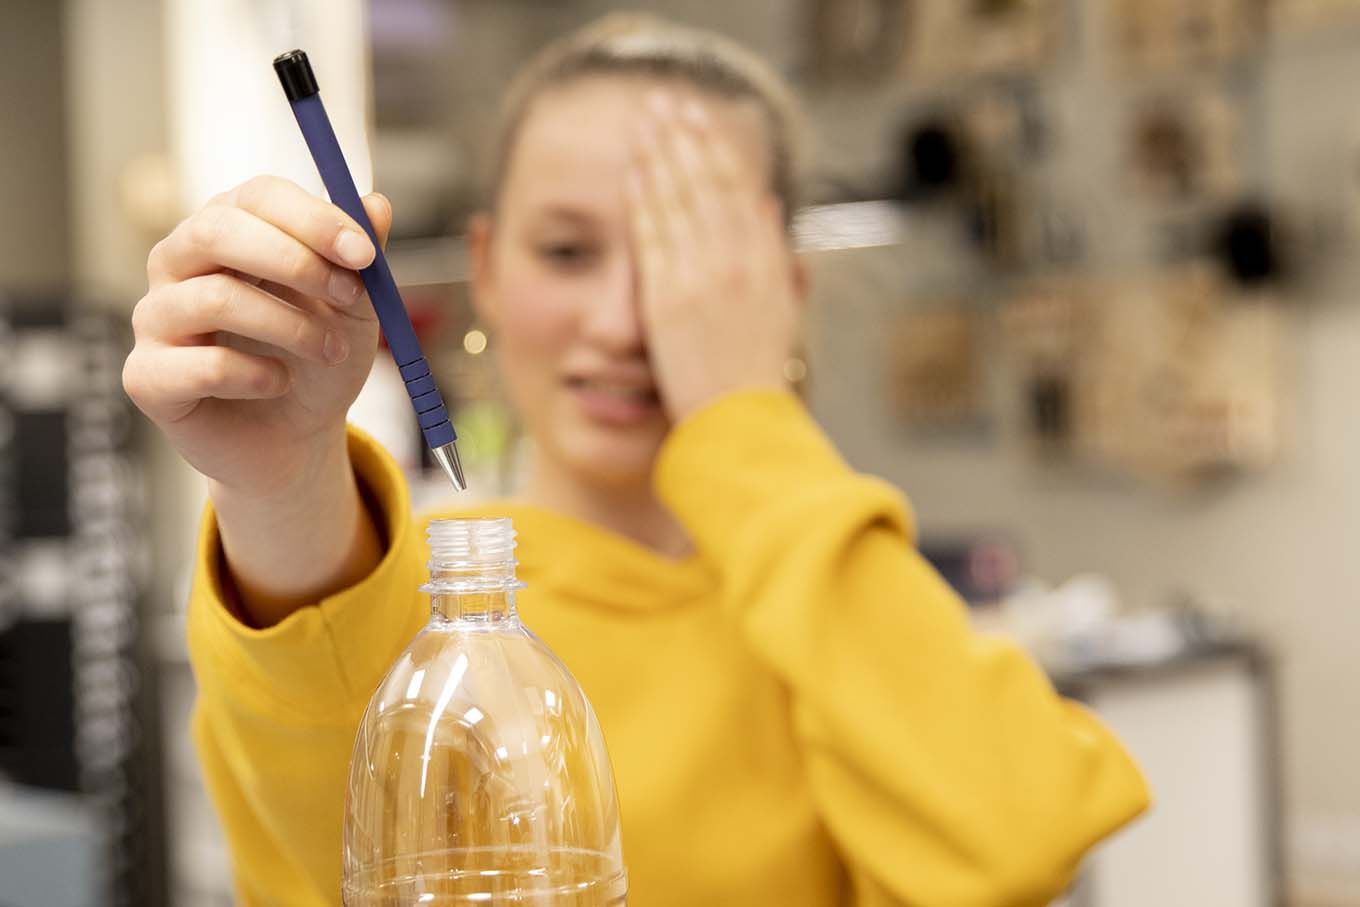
[1270,0,1360,33]
[2,294,81,792]
[891,111,1026,265]
[963,81,1049,163]
[899,0,1062,82]
[807,0,910,81]
[0,293,154,906]
[967,161,1025,266]
[1127,91,1242,202]
[887,305,988,430]
[920,534,1022,606]
[1108,0,1262,73]
[117,153,180,237]
[896,117,968,203]
[68,307,154,907]
[792,201,911,251]
[1211,200,1287,286]
[370,0,466,237]
[165,0,372,215]
[1003,267,1286,483]
[999,279,1093,453]
[963,85,1052,267]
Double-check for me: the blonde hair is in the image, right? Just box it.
[482,13,806,227]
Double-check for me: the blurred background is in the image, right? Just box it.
[3,0,1360,904]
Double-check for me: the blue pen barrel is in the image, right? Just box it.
[276,55,457,450]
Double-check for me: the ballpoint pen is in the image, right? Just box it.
[273,48,467,492]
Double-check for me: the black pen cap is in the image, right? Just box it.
[273,49,320,101]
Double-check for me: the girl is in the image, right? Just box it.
[124,14,1148,907]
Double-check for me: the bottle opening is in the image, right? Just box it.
[421,518,525,596]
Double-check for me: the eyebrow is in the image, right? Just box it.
[529,203,601,228]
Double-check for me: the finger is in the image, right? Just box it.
[669,98,741,241]
[364,192,393,251]
[253,193,391,323]
[230,175,377,270]
[148,203,367,307]
[123,343,290,422]
[132,274,348,366]
[651,93,708,209]
[636,98,695,249]
[624,166,667,298]
[684,97,752,192]
[678,98,759,234]
[258,191,394,322]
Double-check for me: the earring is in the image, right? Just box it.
[783,356,809,397]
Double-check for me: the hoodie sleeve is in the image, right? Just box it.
[185,424,427,906]
[654,389,1151,906]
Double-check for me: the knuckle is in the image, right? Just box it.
[120,351,145,403]
[205,188,235,209]
[202,346,233,390]
[187,205,229,252]
[288,311,315,355]
[252,361,283,394]
[196,274,236,321]
[285,245,319,286]
[231,179,260,211]
[129,293,152,337]
[145,236,171,279]
[147,214,193,278]
[235,174,276,210]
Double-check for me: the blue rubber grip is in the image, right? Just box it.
[286,93,456,446]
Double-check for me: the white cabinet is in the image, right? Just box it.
[1069,651,1277,907]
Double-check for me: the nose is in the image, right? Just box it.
[578,249,646,357]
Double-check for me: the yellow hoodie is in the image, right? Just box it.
[187,389,1149,906]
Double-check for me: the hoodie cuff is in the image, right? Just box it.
[186,423,426,719]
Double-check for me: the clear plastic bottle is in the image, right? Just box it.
[343,518,627,905]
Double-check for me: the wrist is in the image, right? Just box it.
[210,428,382,627]
[208,427,350,510]
[669,377,786,424]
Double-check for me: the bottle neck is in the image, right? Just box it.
[421,518,525,626]
[427,566,519,623]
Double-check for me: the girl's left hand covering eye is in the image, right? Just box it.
[625,90,799,422]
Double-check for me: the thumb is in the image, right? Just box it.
[362,192,393,251]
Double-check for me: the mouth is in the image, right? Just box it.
[563,374,663,425]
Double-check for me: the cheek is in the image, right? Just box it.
[489,261,586,453]
[495,271,577,374]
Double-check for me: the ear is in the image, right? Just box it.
[467,212,497,327]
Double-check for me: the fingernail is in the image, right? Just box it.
[336,230,374,268]
[329,270,364,304]
[323,329,349,365]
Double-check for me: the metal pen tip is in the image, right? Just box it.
[431,441,468,492]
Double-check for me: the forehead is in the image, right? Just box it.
[499,75,772,217]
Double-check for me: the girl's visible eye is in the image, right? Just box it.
[538,242,596,268]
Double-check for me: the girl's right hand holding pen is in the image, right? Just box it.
[124,175,390,495]
[123,175,395,625]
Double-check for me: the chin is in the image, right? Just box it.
[557,419,668,489]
